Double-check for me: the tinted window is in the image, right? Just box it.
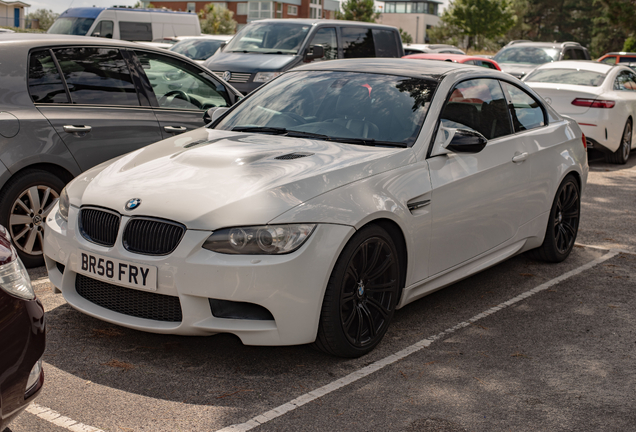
[573,49,587,60]
[502,82,545,132]
[28,50,69,104]
[342,27,375,58]
[482,61,498,70]
[494,46,560,65]
[441,79,512,140]
[614,71,636,91]
[309,27,338,60]
[562,49,575,60]
[525,68,606,86]
[372,29,398,57]
[120,21,152,41]
[91,20,113,38]
[619,56,636,63]
[136,51,231,110]
[54,48,139,106]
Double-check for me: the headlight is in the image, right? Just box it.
[58,187,70,222]
[254,72,282,83]
[0,258,34,300]
[203,224,316,254]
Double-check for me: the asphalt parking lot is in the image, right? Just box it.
[6,152,636,432]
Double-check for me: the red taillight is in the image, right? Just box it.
[571,98,615,108]
[582,133,587,149]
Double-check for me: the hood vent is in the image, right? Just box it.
[275,152,314,160]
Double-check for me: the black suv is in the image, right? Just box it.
[494,41,591,79]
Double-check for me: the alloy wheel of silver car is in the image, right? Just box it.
[9,185,59,256]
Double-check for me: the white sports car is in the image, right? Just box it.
[44,59,588,357]
[524,60,636,163]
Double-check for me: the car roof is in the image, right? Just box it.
[603,52,636,56]
[403,53,493,62]
[534,60,614,73]
[502,42,581,49]
[250,18,397,29]
[0,33,162,50]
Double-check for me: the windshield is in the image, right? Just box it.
[525,68,606,86]
[48,17,95,36]
[224,23,310,55]
[170,39,225,60]
[215,71,438,147]
[494,46,560,65]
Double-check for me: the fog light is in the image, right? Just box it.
[25,359,42,395]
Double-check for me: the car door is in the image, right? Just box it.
[427,78,531,276]
[131,50,235,138]
[33,46,163,172]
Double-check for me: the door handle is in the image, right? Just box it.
[512,152,528,163]
[164,126,187,134]
[63,125,92,137]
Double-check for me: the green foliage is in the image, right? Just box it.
[25,8,58,31]
[199,3,237,35]
[336,0,380,22]
[427,20,463,47]
[444,0,515,50]
[399,28,413,44]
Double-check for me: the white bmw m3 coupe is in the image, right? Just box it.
[44,59,588,357]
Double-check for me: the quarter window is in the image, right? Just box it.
[440,79,512,140]
[342,27,375,59]
[502,82,545,132]
[372,29,398,57]
[28,50,69,104]
[53,48,139,106]
[309,28,338,60]
[614,70,636,90]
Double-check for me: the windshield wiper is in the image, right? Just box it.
[284,130,332,140]
[232,126,288,134]
[329,137,408,148]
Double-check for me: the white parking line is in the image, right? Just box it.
[216,249,621,432]
[26,403,104,432]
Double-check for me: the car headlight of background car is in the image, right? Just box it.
[254,72,282,83]
[203,224,316,254]
[58,187,70,222]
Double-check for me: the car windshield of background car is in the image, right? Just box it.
[494,47,560,65]
[525,68,606,86]
[214,70,438,147]
[224,23,310,55]
[170,39,225,60]
[48,17,95,35]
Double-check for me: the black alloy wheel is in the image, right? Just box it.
[315,225,401,357]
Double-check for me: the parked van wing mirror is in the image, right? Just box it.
[204,107,230,124]
[305,45,324,61]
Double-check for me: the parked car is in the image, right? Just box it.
[524,60,636,163]
[0,28,15,33]
[170,35,234,64]
[47,7,201,41]
[0,224,45,430]
[203,19,404,95]
[44,58,587,358]
[403,53,501,70]
[402,43,465,56]
[598,52,636,65]
[0,34,242,268]
[494,41,591,79]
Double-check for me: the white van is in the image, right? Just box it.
[48,7,201,41]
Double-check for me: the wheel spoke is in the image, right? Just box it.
[563,209,579,219]
[40,188,51,212]
[562,221,576,239]
[42,198,59,217]
[10,214,32,226]
[360,303,376,338]
[24,228,37,253]
[13,226,29,241]
[27,187,41,214]
[346,266,359,285]
[367,297,390,319]
[16,199,30,214]
[341,291,355,307]
[355,307,364,344]
[343,307,356,333]
[367,253,394,280]
[362,242,382,278]
[366,279,397,293]
[563,189,578,212]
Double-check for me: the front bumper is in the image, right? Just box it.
[43,205,353,346]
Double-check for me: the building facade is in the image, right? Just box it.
[378,0,441,44]
[145,0,340,30]
[0,0,29,29]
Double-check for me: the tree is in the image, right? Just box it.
[399,28,413,44]
[26,9,58,31]
[199,4,237,35]
[444,0,515,50]
[336,0,380,22]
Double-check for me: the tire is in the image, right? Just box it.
[605,120,631,164]
[527,175,580,263]
[314,224,402,358]
[0,170,65,268]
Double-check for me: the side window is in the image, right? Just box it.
[309,27,337,60]
[372,29,398,57]
[341,27,375,59]
[601,56,617,65]
[614,71,636,90]
[28,50,69,104]
[574,49,587,60]
[91,20,113,38]
[135,51,231,110]
[562,49,574,60]
[482,61,498,70]
[502,82,545,132]
[119,21,152,41]
[53,47,139,106]
[619,56,636,63]
[440,78,512,140]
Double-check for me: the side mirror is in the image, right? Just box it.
[91,32,101,37]
[219,42,227,51]
[446,129,488,153]
[305,45,324,61]
[203,107,230,124]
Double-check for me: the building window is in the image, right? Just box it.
[248,1,272,20]
[276,2,283,17]
[288,5,298,15]
[237,2,248,15]
[384,2,437,15]
[186,2,195,12]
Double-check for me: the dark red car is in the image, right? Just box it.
[402,53,502,71]
[0,224,45,429]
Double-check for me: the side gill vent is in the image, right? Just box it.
[275,152,314,160]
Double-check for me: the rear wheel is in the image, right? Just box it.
[314,225,401,358]
[605,120,631,164]
[527,175,580,263]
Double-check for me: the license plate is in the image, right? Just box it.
[76,251,157,291]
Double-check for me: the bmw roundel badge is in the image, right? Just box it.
[125,198,142,210]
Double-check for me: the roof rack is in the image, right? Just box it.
[561,41,582,46]
[506,40,532,46]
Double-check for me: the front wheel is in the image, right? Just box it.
[527,175,580,263]
[314,225,402,358]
